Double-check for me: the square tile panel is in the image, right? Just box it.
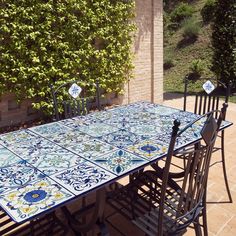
[0,160,46,194]
[66,139,117,160]
[125,139,168,160]
[27,148,85,176]
[51,162,116,195]
[101,129,147,148]
[2,136,64,160]
[128,124,162,137]
[89,149,148,175]
[0,145,22,167]
[78,123,119,137]
[59,116,99,129]
[0,177,74,223]
[145,104,179,116]
[29,122,73,139]
[0,130,38,146]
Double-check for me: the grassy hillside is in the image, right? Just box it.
[163,0,214,93]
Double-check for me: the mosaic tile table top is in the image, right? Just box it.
[0,101,232,223]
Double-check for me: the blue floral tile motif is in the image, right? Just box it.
[51,162,115,194]
[125,140,168,160]
[145,105,179,116]
[2,137,64,160]
[65,139,117,160]
[27,149,85,176]
[78,123,119,137]
[129,124,162,137]
[44,130,91,149]
[0,160,46,194]
[0,178,74,223]
[0,146,21,167]
[102,129,146,148]
[59,116,99,129]
[0,130,38,146]
[90,149,147,175]
[29,122,72,139]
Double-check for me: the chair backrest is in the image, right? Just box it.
[183,76,231,119]
[158,103,227,235]
[50,80,101,120]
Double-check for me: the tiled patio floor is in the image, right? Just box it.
[102,95,236,236]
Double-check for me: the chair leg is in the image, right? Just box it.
[202,192,208,236]
[194,220,203,236]
[220,131,233,203]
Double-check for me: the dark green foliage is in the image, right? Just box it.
[211,0,236,87]
[201,0,216,23]
[182,17,201,40]
[170,2,194,23]
[0,0,136,113]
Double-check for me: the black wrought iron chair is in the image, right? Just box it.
[0,208,68,235]
[50,80,101,121]
[106,104,227,236]
[183,76,232,202]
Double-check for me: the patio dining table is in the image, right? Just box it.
[0,101,232,227]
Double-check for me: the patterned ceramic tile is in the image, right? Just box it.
[51,162,115,194]
[27,149,85,176]
[59,116,99,129]
[78,123,119,137]
[101,129,146,148]
[66,139,117,160]
[0,130,38,146]
[3,136,63,160]
[0,178,74,223]
[0,146,22,167]
[125,139,168,160]
[29,122,73,139]
[0,160,46,194]
[129,124,162,137]
[90,149,147,175]
[145,104,179,116]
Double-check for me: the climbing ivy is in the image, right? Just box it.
[0,0,136,112]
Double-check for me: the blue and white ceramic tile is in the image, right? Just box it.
[27,149,85,176]
[0,130,38,146]
[51,162,115,194]
[66,139,117,160]
[0,160,46,194]
[125,139,168,160]
[101,129,146,148]
[90,149,147,175]
[59,116,99,129]
[2,137,63,160]
[29,122,73,139]
[78,123,119,137]
[129,124,162,137]
[0,177,74,223]
[44,130,92,149]
[0,146,22,167]
[145,104,179,116]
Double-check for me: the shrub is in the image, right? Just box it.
[0,0,136,114]
[211,0,236,87]
[201,0,216,23]
[170,3,194,23]
[182,17,201,40]
[164,57,175,70]
[188,59,206,80]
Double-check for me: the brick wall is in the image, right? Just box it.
[0,93,41,128]
[115,0,163,104]
[0,0,163,128]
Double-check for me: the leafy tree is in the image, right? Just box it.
[211,0,236,88]
[0,0,136,113]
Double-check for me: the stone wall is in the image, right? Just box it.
[0,0,163,128]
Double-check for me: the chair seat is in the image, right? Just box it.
[107,170,201,236]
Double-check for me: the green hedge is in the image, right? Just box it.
[0,0,136,113]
